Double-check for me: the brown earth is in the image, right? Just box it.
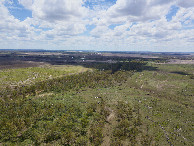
[167,59,194,64]
[0,60,49,70]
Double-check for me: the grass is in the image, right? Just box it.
[0,63,193,145]
[0,65,90,89]
[68,63,194,145]
[122,64,194,145]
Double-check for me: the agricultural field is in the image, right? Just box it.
[0,51,193,145]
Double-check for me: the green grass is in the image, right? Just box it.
[0,63,193,145]
[154,64,194,74]
[0,65,90,89]
[70,63,194,145]
[0,69,131,145]
[122,64,194,145]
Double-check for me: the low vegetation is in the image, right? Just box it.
[0,65,89,89]
[0,60,193,145]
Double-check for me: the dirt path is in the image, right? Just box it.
[101,108,116,146]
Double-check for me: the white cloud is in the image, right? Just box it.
[42,22,87,41]
[18,0,88,22]
[149,0,175,6]
[108,0,147,17]
[106,0,172,21]
[18,0,33,10]
[171,7,194,26]
[17,0,89,41]
[0,0,193,52]
[90,25,110,38]
[177,0,194,8]
[0,3,32,40]
[31,0,88,22]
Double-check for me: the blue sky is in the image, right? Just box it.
[5,0,32,21]
[166,5,179,22]
[0,0,194,52]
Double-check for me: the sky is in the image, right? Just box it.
[0,0,194,52]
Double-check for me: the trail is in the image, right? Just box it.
[101,108,116,146]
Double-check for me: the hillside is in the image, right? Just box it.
[0,52,193,145]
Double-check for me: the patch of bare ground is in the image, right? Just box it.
[101,108,116,146]
[160,59,194,64]
[23,52,63,56]
[36,92,54,98]
[102,53,159,58]
[0,60,49,70]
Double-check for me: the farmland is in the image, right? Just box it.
[0,50,193,145]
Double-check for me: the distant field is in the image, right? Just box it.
[163,59,194,64]
[0,65,90,89]
[102,53,159,58]
[0,61,48,70]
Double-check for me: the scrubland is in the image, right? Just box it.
[0,60,193,145]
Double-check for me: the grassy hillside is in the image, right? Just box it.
[0,65,90,89]
[0,63,193,145]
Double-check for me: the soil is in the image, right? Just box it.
[0,60,49,70]
[101,108,116,146]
